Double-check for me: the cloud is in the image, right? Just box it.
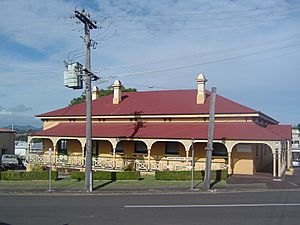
[0,104,32,115]
[0,105,11,115]
[0,0,299,126]
[9,104,32,113]
[0,0,77,51]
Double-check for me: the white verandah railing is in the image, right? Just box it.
[27,154,226,171]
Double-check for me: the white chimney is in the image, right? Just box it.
[92,86,100,100]
[113,80,122,104]
[196,74,207,104]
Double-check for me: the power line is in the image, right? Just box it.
[108,5,300,23]
[65,47,84,62]
[100,3,300,18]
[1,34,299,85]
[123,83,173,90]
[112,48,300,97]
[96,33,300,71]
[113,13,300,31]
[2,2,299,33]
[104,42,300,78]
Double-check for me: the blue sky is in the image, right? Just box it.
[0,0,300,127]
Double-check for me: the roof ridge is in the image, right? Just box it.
[37,89,260,118]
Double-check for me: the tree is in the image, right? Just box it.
[69,94,86,106]
[69,86,137,106]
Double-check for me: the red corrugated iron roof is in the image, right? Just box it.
[0,128,14,133]
[266,125,292,140]
[37,90,257,117]
[32,122,290,141]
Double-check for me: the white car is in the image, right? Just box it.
[292,160,300,167]
[1,154,19,169]
[292,151,300,167]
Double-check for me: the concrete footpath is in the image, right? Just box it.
[0,169,299,195]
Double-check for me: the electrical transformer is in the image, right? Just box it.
[64,62,83,89]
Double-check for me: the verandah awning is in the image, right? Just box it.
[32,122,291,141]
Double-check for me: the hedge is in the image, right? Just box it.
[71,171,141,181]
[155,170,228,181]
[0,171,58,181]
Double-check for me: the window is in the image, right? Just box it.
[116,142,125,153]
[57,140,67,155]
[134,141,147,154]
[212,143,228,157]
[236,144,252,153]
[165,142,179,155]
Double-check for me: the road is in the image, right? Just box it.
[1,190,300,225]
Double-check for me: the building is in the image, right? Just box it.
[28,74,291,177]
[15,141,43,158]
[292,127,300,167]
[292,127,300,146]
[15,141,27,157]
[0,128,15,158]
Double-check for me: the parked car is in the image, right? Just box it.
[292,150,300,167]
[1,154,19,169]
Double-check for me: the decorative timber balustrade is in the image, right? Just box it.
[27,154,226,171]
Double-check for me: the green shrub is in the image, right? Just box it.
[115,171,140,180]
[71,171,140,181]
[155,170,228,181]
[124,163,135,171]
[155,171,196,180]
[94,171,114,180]
[70,171,85,181]
[0,171,58,180]
[31,164,46,171]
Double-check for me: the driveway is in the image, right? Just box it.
[226,168,300,190]
[285,167,300,186]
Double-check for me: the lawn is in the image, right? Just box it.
[0,175,204,192]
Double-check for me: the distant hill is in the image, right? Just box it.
[0,114,42,128]
[3,125,41,132]
[2,125,42,142]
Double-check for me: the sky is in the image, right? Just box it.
[0,0,300,127]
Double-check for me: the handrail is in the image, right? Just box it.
[27,153,226,171]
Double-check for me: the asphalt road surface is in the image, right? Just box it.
[1,190,300,225]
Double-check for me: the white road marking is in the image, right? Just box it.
[124,203,300,208]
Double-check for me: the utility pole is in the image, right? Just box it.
[74,10,97,192]
[191,139,195,190]
[48,147,52,192]
[203,87,217,190]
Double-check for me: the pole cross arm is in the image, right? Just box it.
[74,10,97,29]
[81,68,99,81]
